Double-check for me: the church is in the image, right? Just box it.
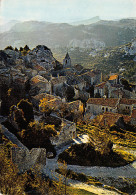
[63,52,71,68]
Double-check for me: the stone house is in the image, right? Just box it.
[50,119,76,146]
[51,76,67,94]
[86,98,119,115]
[94,82,107,97]
[67,75,86,91]
[118,99,136,115]
[86,97,136,116]
[81,70,101,85]
[131,108,136,125]
[96,112,131,127]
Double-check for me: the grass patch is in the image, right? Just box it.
[65,185,96,195]
[77,123,136,149]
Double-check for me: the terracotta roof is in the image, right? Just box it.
[98,112,131,127]
[34,65,46,71]
[31,75,48,85]
[51,76,66,85]
[131,109,136,119]
[87,98,118,107]
[95,82,106,89]
[109,74,118,80]
[119,99,136,105]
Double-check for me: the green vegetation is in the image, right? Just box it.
[77,121,136,149]
[58,121,136,167]
[58,141,135,167]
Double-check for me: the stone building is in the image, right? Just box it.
[63,52,71,68]
[131,107,136,125]
[94,82,107,97]
[50,119,76,146]
[51,76,67,94]
[86,98,119,115]
[86,97,136,116]
[118,99,136,115]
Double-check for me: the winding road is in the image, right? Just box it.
[44,134,136,194]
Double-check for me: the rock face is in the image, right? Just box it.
[26,45,55,71]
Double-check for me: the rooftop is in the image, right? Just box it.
[95,82,106,89]
[51,76,67,85]
[98,112,131,127]
[119,98,136,105]
[109,74,118,80]
[87,98,118,107]
[131,109,136,119]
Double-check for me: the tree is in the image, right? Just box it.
[0,144,27,194]
[17,99,34,123]
[20,121,57,150]
[19,47,23,52]
[5,46,14,50]
[24,45,30,51]
[65,86,75,101]
[39,98,55,116]
[14,47,18,52]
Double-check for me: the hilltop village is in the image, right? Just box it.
[0,45,136,194]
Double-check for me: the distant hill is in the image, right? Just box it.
[0,18,136,50]
[53,39,136,82]
[0,20,19,33]
[70,16,100,25]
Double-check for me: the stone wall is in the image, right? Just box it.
[1,125,46,173]
[11,147,46,173]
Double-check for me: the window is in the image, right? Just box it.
[102,107,104,111]
[88,106,90,109]
[106,108,108,112]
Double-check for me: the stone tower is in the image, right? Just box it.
[63,52,71,68]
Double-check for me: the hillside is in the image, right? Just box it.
[53,39,136,82]
[0,18,136,50]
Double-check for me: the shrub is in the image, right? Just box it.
[17,99,34,123]
[5,46,14,50]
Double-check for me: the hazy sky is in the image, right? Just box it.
[0,0,136,24]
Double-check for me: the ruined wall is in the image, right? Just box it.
[11,147,46,173]
[51,119,76,146]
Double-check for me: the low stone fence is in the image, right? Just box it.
[0,124,46,173]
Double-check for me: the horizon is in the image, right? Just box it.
[0,0,136,25]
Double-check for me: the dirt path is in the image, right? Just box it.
[70,183,120,195]
[44,135,125,195]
